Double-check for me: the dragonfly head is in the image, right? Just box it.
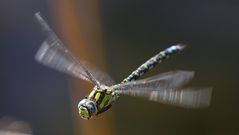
[78,98,97,120]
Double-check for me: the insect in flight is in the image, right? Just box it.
[34,12,212,120]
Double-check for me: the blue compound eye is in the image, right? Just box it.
[87,103,95,113]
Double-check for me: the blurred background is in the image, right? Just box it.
[1,0,239,135]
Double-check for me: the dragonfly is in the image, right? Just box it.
[34,12,212,120]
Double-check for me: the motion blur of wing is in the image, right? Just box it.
[34,12,114,86]
[86,64,115,86]
[116,87,212,108]
[114,71,194,90]
[114,70,212,108]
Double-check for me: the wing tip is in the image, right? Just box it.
[176,70,195,77]
[34,12,41,18]
[34,12,51,33]
[174,87,213,109]
[199,87,213,107]
[189,87,213,108]
[34,12,44,25]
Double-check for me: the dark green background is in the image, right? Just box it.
[1,0,238,134]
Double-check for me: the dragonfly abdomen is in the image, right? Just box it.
[121,44,186,83]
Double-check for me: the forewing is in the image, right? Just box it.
[116,87,212,108]
[35,13,114,86]
[85,62,115,86]
[114,71,194,90]
[35,40,91,81]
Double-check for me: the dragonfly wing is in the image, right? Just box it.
[84,62,115,86]
[36,40,115,86]
[116,87,212,108]
[115,71,194,90]
[35,40,91,82]
[35,13,114,86]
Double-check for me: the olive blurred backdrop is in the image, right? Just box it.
[1,0,239,135]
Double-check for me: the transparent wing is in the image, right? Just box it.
[35,41,114,86]
[85,62,115,86]
[35,12,114,86]
[116,87,212,108]
[114,71,194,90]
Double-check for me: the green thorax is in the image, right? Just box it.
[88,86,118,114]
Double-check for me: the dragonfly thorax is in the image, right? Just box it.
[93,84,109,91]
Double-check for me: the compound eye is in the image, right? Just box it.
[87,103,95,113]
[78,99,87,108]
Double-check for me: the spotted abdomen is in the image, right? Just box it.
[121,44,186,83]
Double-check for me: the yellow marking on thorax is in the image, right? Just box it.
[88,90,103,102]
[88,90,95,98]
